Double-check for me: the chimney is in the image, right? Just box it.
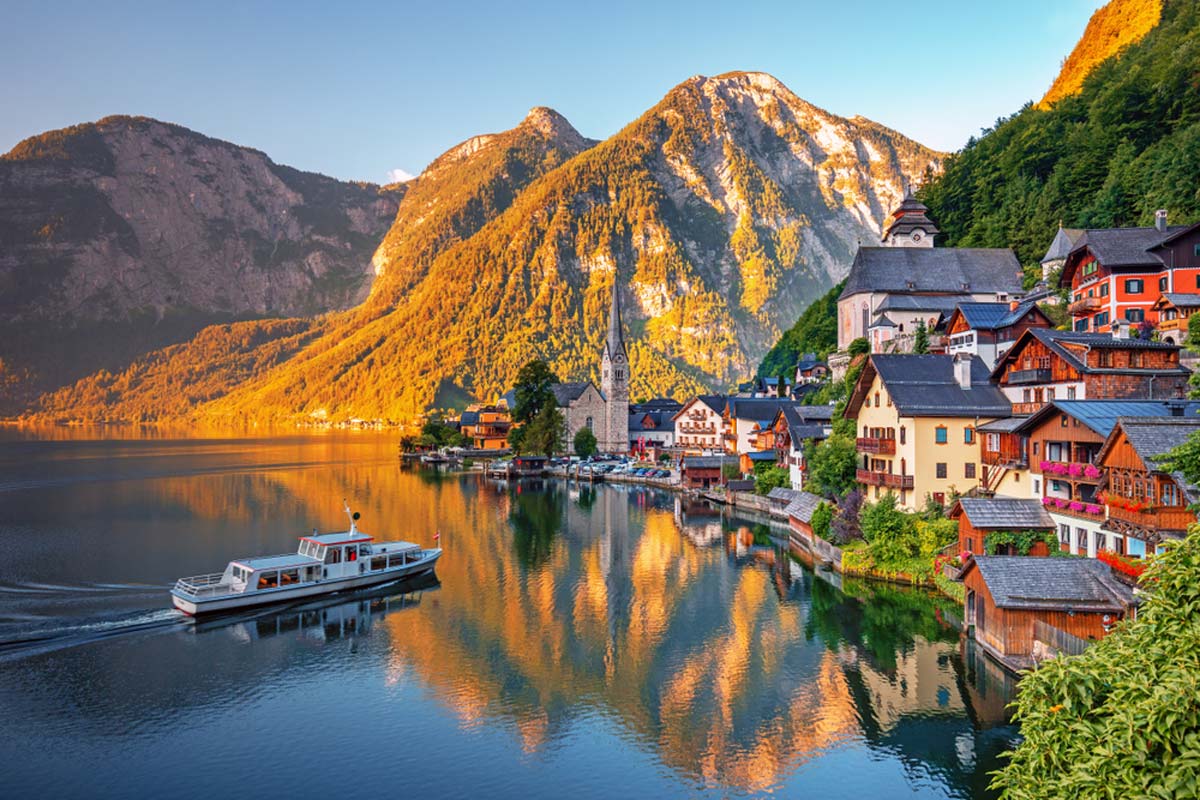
[1156,209,1168,232]
[1009,300,1020,312]
[1113,320,1129,340]
[953,352,972,390]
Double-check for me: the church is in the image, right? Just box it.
[549,286,630,453]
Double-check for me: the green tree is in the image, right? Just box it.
[512,359,560,425]
[847,337,870,357]
[753,464,790,495]
[860,493,918,564]
[777,368,790,398]
[912,319,930,354]
[1187,313,1200,397]
[507,424,526,455]
[992,527,1200,799]
[803,434,858,498]
[573,427,598,458]
[757,281,844,378]
[523,398,566,456]
[811,501,833,542]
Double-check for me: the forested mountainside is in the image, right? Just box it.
[756,281,842,379]
[0,115,402,411]
[29,72,939,424]
[1039,0,1163,109]
[920,0,1198,268]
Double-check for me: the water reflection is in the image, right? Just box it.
[0,436,1017,798]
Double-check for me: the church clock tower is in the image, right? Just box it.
[600,284,629,454]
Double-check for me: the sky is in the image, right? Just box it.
[1,0,1104,184]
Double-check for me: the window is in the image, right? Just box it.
[964,427,975,444]
[1094,311,1109,328]
[1162,482,1181,506]
[1125,279,1144,294]
[1130,351,1144,368]
[1076,528,1088,554]
[1033,442,1039,455]
[1100,283,1109,297]
[965,463,976,479]
[346,547,357,562]
[1034,478,1041,494]
[1075,319,1090,332]
[874,392,880,407]
[1059,524,1070,545]
[1196,274,1200,289]
[1083,261,1098,276]
[325,548,341,564]
[257,571,280,590]
[1195,244,1200,259]
[586,416,593,430]
[936,463,947,479]
[986,433,999,452]
[371,556,388,571]
[1159,277,1169,292]
[935,426,948,444]
[1095,532,1107,553]
[1067,387,1077,399]
[900,426,906,445]
[1098,350,1113,367]
[1126,309,1145,323]
[280,569,300,586]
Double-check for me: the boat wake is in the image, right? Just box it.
[0,605,188,662]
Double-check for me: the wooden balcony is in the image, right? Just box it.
[1007,368,1052,385]
[1106,500,1197,534]
[856,469,914,489]
[1011,401,1046,415]
[856,436,896,455]
[1068,296,1103,315]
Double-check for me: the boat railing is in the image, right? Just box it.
[174,573,235,597]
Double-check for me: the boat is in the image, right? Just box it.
[170,502,442,616]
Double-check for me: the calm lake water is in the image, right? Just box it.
[0,432,1019,799]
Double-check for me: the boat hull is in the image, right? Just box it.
[172,550,442,616]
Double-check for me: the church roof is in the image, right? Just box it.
[550,382,596,406]
[840,247,1023,299]
[1040,225,1084,264]
[604,284,627,361]
[882,192,940,241]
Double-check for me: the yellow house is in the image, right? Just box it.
[845,354,1012,511]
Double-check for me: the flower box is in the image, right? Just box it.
[1084,465,1101,479]
[1068,501,1084,512]
[1085,504,1103,515]
[1054,498,1068,508]
[1041,497,1054,506]
[1098,548,1146,578]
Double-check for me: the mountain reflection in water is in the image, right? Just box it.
[0,434,1018,799]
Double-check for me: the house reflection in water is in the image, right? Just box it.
[377,481,1018,795]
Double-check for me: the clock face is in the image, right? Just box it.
[615,354,625,364]
[911,230,923,242]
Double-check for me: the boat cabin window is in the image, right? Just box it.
[257,571,280,590]
[302,566,319,582]
[325,548,341,565]
[231,566,249,582]
[371,556,388,571]
[387,554,405,568]
[358,545,371,559]
[280,569,300,586]
[345,547,357,562]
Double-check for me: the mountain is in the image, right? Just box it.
[1038,0,1163,109]
[195,73,939,424]
[920,0,1198,268]
[22,73,940,424]
[0,115,402,410]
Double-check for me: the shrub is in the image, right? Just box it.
[811,501,833,542]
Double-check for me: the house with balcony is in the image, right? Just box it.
[672,395,727,454]
[990,328,1189,415]
[761,404,835,490]
[1059,213,1200,333]
[1005,400,1198,557]
[942,301,1053,370]
[1096,416,1200,558]
[951,497,1056,557]
[628,402,680,452]
[844,353,1011,510]
[723,398,792,455]
[459,405,512,450]
[975,416,1033,498]
[794,353,830,385]
[1150,293,1200,346]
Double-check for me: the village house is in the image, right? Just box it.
[627,399,682,452]
[837,196,1024,351]
[1060,213,1200,334]
[1096,416,1200,559]
[845,353,1011,511]
[761,404,835,490]
[1040,224,1084,282]
[794,353,830,385]
[951,497,1056,557]
[942,301,1053,370]
[975,415,1033,499]
[680,455,737,490]
[1150,292,1200,347]
[990,327,1189,415]
[458,405,512,450]
[723,398,792,455]
[961,556,1134,672]
[672,395,727,454]
[783,490,825,543]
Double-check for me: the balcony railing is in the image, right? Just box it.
[856,469,914,489]
[856,436,896,455]
[1007,368,1052,385]
[1106,500,1197,533]
[679,424,717,434]
[1068,296,1103,315]
[1011,401,1046,415]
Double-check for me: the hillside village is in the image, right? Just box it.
[439,193,1200,674]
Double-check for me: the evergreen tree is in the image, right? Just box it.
[573,427,598,458]
[512,359,560,425]
[913,320,930,354]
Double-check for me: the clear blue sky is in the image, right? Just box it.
[1,0,1102,183]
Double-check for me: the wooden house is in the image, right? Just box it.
[459,405,512,450]
[1096,416,1200,558]
[681,455,735,490]
[1059,216,1200,334]
[763,404,834,490]
[1151,292,1200,347]
[990,328,1189,415]
[951,497,1056,557]
[961,556,1134,671]
[942,301,1053,370]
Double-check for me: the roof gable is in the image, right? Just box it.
[963,556,1133,612]
[952,497,1054,529]
[840,247,1023,299]
[846,354,1011,419]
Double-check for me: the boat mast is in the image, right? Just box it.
[344,498,358,534]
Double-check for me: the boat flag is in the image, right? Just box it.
[435,530,441,544]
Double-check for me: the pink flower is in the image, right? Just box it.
[1054,498,1068,508]
[1041,497,1054,506]
[1068,463,1084,477]
[1085,504,1103,515]
[1084,465,1101,479]
[1069,501,1084,512]
[1039,460,1051,471]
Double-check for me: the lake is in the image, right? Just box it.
[0,432,1019,799]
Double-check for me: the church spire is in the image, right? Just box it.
[605,283,626,359]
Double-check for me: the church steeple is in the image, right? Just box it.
[605,283,627,360]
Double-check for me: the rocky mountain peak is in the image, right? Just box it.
[520,106,587,145]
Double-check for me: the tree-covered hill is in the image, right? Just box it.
[920,0,1200,269]
[756,280,842,378]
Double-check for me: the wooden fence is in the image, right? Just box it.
[1033,620,1091,657]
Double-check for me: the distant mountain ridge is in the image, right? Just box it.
[0,115,402,411]
[17,72,941,424]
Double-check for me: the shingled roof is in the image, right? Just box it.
[840,247,1022,299]
[1099,416,1200,506]
[550,382,596,406]
[847,354,1011,418]
[951,301,1044,331]
[1059,222,1200,286]
[953,497,1054,530]
[1013,400,1200,438]
[1041,226,1084,265]
[965,556,1134,612]
[992,329,1188,380]
[784,491,824,524]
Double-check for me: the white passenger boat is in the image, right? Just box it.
[171,504,442,616]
